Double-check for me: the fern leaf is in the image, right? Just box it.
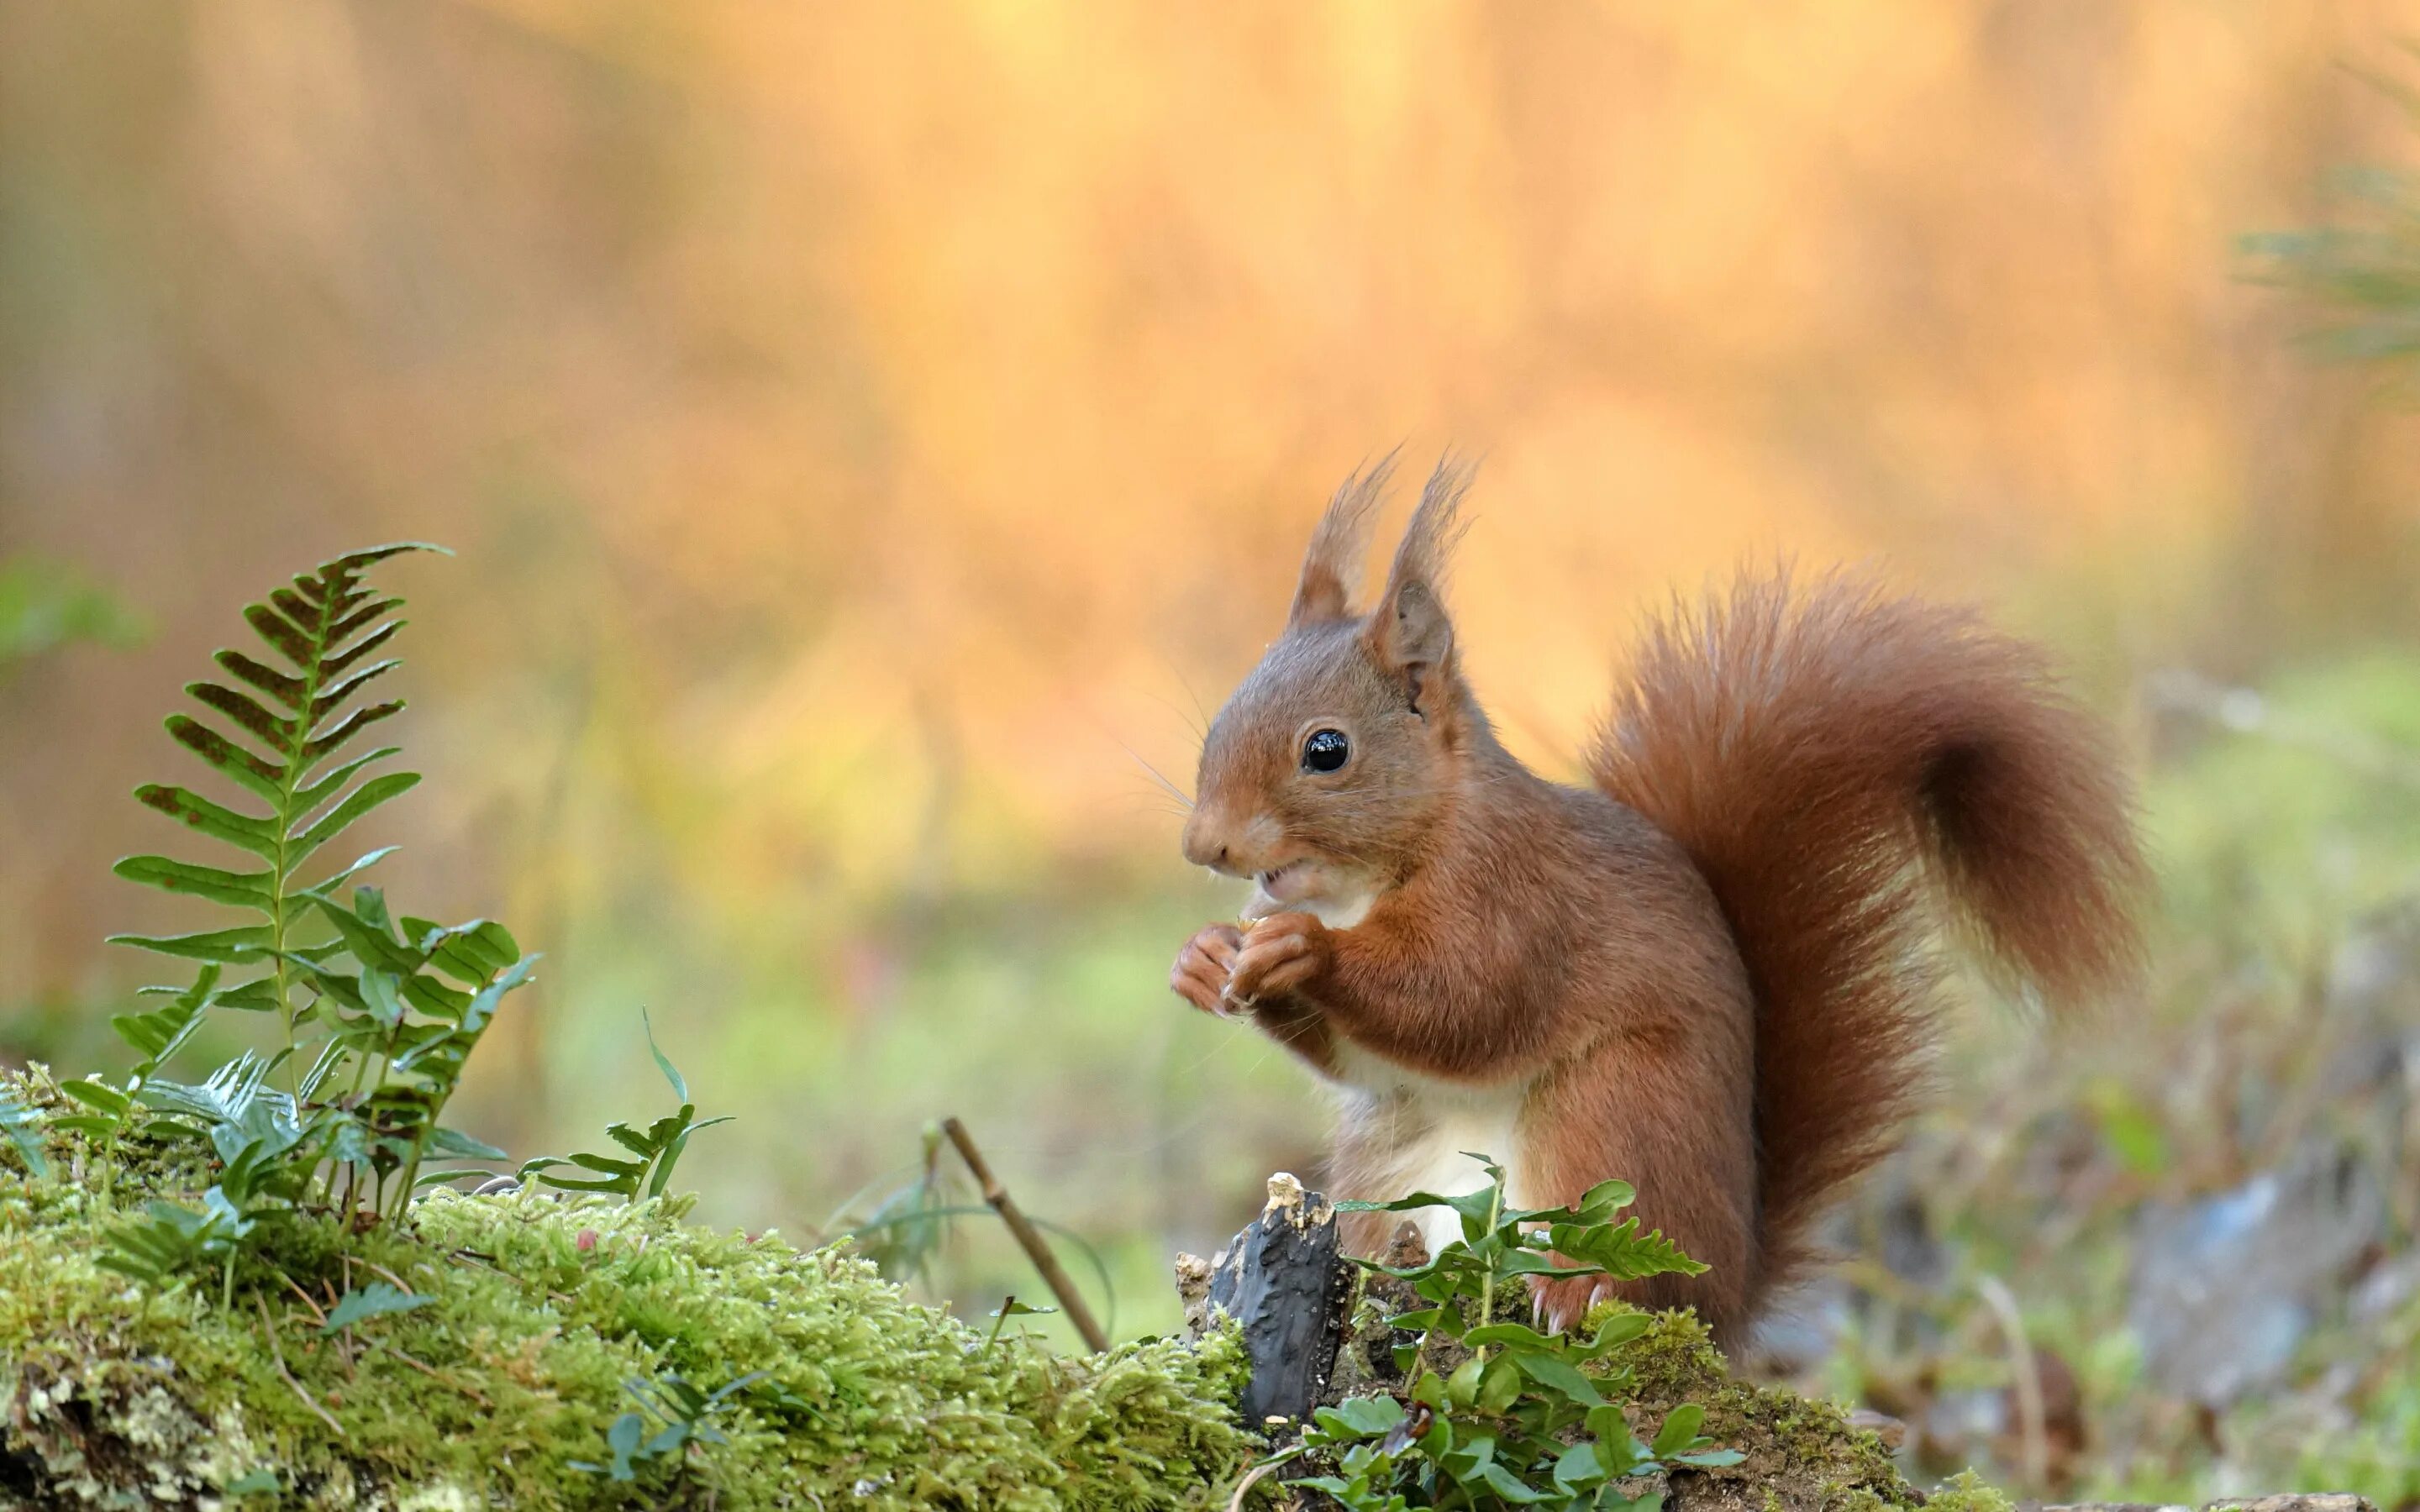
[134,785,280,861]
[213,648,305,710]
[106,925,273,965]
[0,1089,49,1179]
[113,856,273,910]
[310,659,400,720]
[185,681,291,748]
[401,917,519,984]
[292,748,402,816]
[298,701,404,769]
[109,965,221,1067]
[116,545,441,1061]
[166,716,284,803]
[242,602,316,668]
[322,619,402,679]
[317,846,398,892]
[216,979,285,1012]
[290,772,419,860]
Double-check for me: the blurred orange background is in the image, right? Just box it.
[6,1,2420,1350]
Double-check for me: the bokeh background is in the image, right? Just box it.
[9,2,2420,1500]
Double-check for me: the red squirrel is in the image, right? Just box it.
[1169,458,2145,1347]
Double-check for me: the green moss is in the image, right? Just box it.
[1923,1470,2016,1512]
[1591,1304,1975,1512]
[0,1077,1251,1509]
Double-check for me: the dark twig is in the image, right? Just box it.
[939,1116,1109,1351]
[272,1269,328,1328]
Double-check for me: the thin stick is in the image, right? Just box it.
[940,1116,1109,1352]
[1227,1449,1300,1512]
[1975,1273,2048,1490]
[273,1269,329,1328]
[372,1341,492,1407]
[258,1296,345,1439]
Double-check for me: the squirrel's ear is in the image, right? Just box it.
[1365,459,1474,714]
[1286,455,1396,629]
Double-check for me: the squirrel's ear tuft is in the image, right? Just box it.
[1365,459,1474,712]
[1287,454,1397,629]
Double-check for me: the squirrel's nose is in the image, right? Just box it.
[1181,810,1238,874]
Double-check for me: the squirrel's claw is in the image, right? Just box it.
[1528,1272,1609,1336]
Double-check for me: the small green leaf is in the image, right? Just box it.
[166,715,283,804]
[134,785,279,860]
[1445,1355,1484,1410]
[322,596,405,654]
[1460,1320,1561,1352]
[1568,1175,1645,1219]
[0,1090,49,1179]
[1508,1348,1604,1406]
[59,1079,134,1117]
[215,977,284,1012]
[355,967,403,1028]
[241,601,314,669]
[1554,1441,1608,1491]
[1572,1309,1651,1358]
[1652,1404,1705,1457]
[322,618,403,680]
[107,963,221,1065]
[113,855,272,911]
[299,701,405,770]
[320,1281,436,1336]
[185,681,292,749]
[991,1299,1057,1318]
[107,926,273,964]
[214,648,306,711]
[1491,1248,1606,1279]
[291,746,401,816]
[1313,1395,1406,1441]
[1545,1216,1707,1280]
[1476,1462,1560,1504]
[1476,1355,1523,1415]
[292,771,421,862]
[221,1467,280,1497]
[425,1126,507,1161]
[642,1008,688,1104]
[307,895,416,976]
[310,658,400,722]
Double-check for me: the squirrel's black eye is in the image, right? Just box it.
[1302,727,1350,774]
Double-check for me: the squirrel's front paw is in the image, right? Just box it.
[1170,923,1244,1016]
[1225,911,1330,1006]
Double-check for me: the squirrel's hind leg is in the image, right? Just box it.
[1516,1037,1755,1344]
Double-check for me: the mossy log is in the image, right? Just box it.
[1176,1179,2386,1512]
[0,1070,1255,1510]
[1178,1174,1937,1512]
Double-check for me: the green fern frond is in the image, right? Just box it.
[108,544,445,1068]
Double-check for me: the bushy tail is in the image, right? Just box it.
[1588,570,2146,1310]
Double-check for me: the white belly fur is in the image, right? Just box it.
[1238,873,1513,1257]
[1330,1042,1528,1261]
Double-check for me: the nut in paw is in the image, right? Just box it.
[1224,911,1329,1005]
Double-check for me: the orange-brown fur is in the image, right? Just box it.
[1170,459,2145,1348]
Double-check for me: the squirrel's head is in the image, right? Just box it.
[1182,458,1483,922]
